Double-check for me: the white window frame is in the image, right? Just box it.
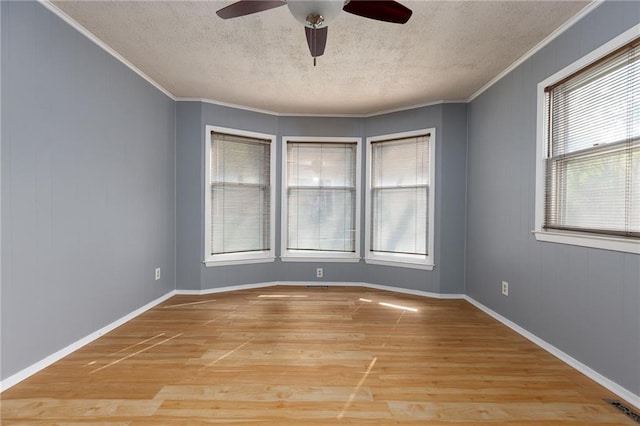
[203,125,277,266]
[281,136,361,262]
[365,128,436,270]
[534,24,640,255]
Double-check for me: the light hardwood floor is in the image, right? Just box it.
[1,286,635,424]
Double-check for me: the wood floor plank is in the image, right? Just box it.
[155,385,374,402]
[1,398,163,418]
[1,286,634,424]
[387,401,627,423]
[155,400,394,421]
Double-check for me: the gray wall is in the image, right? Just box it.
[466,1,640,395]
[1,2,176,380]
[175,102,467,294]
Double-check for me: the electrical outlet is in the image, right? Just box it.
[501,281,509,296]
[316,268,323,278]
[155,268,161,281]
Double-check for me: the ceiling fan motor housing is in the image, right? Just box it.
[286,0,345,28]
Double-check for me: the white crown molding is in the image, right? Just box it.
[176,97,467,118]
[177,97,282,117]
[362,99,467,118]
[466,0,605,103]
[464,295,640,411]
[38,0,176,101]
[0,290,176,392]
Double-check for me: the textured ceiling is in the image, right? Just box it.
[52,1,591,115]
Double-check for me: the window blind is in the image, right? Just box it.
[210,132,271,254]
[544,37,639,238]
[370,134,430,255]
[287,142,357,252]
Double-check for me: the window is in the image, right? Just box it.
[535,26,639,254]
[204,126,276,266]
[281,137,361,261]
[365,129,436,269]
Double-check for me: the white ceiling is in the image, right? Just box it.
[51,1,591,115]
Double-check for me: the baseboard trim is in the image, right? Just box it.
[464,295,640,411]
[175,282,276,295]
[0,290,176,392]
[175,281,465,300]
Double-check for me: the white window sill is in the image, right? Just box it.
[365,257,434,271]
[204,255,275,267]
[532,230,639,254]
[280,251,360,263]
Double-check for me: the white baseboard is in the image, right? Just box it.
[175,282,277,295]
[464,295,640,411]
[176,281,465,300]
[331,281,465,300]
[0,290,176,392]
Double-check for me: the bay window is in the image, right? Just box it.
[365,129,436,269]
[281,137,361,261]
[204,126,276,265]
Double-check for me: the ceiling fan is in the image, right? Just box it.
[216,0,412,64]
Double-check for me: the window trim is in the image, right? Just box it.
[534,24,640,255]
[280,136,362,262]
[203,125,277,266]
[365,128,436,270]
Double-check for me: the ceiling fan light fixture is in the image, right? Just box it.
[286,0,344,28]
[305,13,324,28]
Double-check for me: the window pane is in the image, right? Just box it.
[209,132,271,255]
[545,39,639,238]
[370,134,431,257]
[211,186,269,254]
[371,187,428,255]
[551,48,640,155]
[560,150,628,232]
[212,136,269,185]
[288,143,355,187]
[287,189,355,252]
[372,136,429,187]
[285,141,357,254]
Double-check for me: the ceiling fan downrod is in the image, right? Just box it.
[216,0,413,61]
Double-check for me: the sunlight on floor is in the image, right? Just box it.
[378,302,418,312]
[337,356,378,419]
[89,333,183,374]
[358,297,418,312]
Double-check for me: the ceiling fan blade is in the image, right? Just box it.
[216,0,286,19]
[305,26,328,58]
[343,0,412,24]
